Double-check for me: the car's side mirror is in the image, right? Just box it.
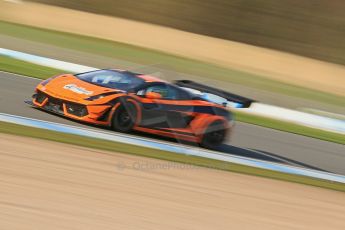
[145,92,162,99]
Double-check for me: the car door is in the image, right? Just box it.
[136,83,194,128]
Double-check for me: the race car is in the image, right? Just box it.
[30,69,253,149]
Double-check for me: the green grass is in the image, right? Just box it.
[1,20,344,107]
[0,121,344,192]
[236,112,345,145]
[0,55,64,78]
[0,55,343,145]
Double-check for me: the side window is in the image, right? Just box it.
[174,87,192,100]
[146,85,170,99]
[138,84,192,100]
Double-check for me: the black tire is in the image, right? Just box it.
[200,120,226,149]
[112,101,137,133]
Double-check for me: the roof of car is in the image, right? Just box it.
[137,75,167,83]
[109,69,166,83]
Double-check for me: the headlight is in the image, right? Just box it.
[41,75,59,86]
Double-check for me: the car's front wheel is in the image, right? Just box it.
[112,101,137,133]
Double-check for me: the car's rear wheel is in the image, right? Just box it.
[112,102,137,133]
[200,120,227,149]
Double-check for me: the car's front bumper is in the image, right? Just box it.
[31,90,112,126]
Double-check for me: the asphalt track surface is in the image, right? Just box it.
[1,71,344,174]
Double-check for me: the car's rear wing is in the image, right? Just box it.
[174,80,255,108]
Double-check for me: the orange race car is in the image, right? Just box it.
[30,69,253,149]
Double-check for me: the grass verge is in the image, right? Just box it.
[0,20,344,107]
[0,55,343,145]
[0,55,64,78]
[0,121,344,192]
[236,112,345,145]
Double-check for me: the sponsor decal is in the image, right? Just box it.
[63,84,93,95]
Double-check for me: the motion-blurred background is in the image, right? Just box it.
[1,0,344,114]
[32,0,345,65]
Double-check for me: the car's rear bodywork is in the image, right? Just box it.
[31,69,253,148]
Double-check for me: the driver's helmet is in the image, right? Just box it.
[149,86,169,98]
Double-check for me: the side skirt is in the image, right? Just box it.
[134,126,199,143]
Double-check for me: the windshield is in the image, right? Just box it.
[75,70,144,90]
